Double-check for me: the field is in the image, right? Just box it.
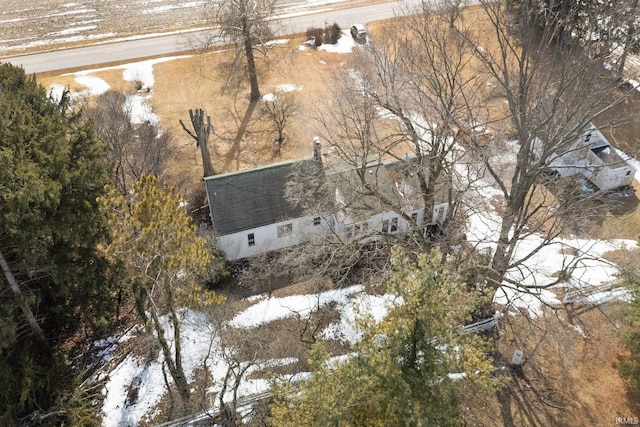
[0,0,386,54]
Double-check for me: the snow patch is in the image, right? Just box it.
[265,39,289,46]
[49,25,97,37]
[122,56,189,89]
[230,285,364,328]
[318,31,357,53]
[74,75,110,95]
[322,293,397,344]
[494,285,561,318]
[275,83,302,92]
[48,84,67,103]
[262,93,276,102]
[101,309,217,427]
[125,94,158,125]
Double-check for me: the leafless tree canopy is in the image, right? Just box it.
[262,92,299,154]
[204,0,279,101]
[85,89,175,194]
[292,1,634,299]
[453,0,629,290]
[308,5,486,250]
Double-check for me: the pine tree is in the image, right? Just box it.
[269,247,498,426]
[619,248,640,392]
[0,63,115,424]
[99,175,224,407]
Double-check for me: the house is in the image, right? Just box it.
[323,157,450,243]
[204,147,451,260]
[541,124,636,191]
[203,155,331,260]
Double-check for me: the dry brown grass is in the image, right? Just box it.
[470,304,640,427]
[37,34,361,201]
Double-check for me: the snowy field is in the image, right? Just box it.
[49,31,640,427]
[0,0,370,54]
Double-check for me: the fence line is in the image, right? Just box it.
[461,314,499,333]
[563,282,619,305]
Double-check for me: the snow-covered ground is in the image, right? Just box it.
[51,56,190,126]
[318,30,359,54]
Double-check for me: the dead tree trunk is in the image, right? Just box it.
[180,109,216,177]
[0,249,50,352]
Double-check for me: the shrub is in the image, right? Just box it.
[328,22,341,44]
[305,27,324,47]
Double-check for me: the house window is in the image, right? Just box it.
[626,170,631,176]
[411,212,418,223]
[313,216,322,226]
[277,223,293,237]
[248,233,255,247]
[434,205,448,224]
[382,220,389,233]
[390,218,398,233]
[354,224,361,235]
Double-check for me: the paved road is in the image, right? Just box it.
[2,1,424,74]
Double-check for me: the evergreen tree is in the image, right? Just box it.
[99,175,224,407]
[619,248,640,393]
[0,63,115,424]
[269,247,498,427]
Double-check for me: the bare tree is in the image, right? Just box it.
[86,89,175,194]
[84,90,133,194]
[455,0,630,291]
[262,91,299,154]
[180,108,216,177]
[204,0,278,102]
[129,122,174,181]
[438,0,464,27]
[310,4,484,250]
[508,0,640,78]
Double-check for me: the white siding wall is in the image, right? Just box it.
[591,164,635,191]
[217,205,450,260]
[218,215,333,260]
[334,208,430,243]
[431,202,449,225]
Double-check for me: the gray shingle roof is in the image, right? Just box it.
[324,158,426,223]
[204,158,324,235]
[204,155,449,236]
